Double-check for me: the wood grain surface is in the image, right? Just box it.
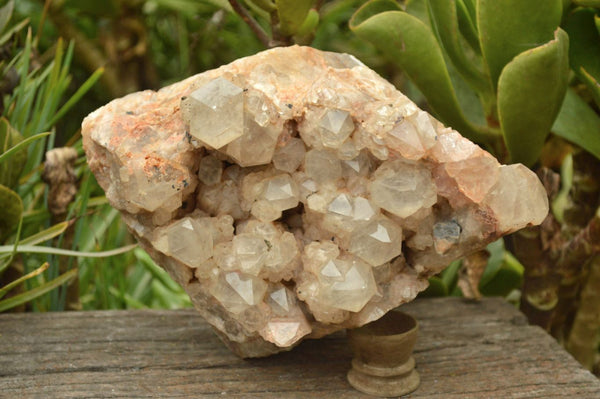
[1,297,599,398]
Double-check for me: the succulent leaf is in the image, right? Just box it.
[428,0,490,96]
[552,88,600,161]
[477,0,563,91]
[455,0,480,53]
[497,28,569,166]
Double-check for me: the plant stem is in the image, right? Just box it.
[228,0,271,48]
[566,255,600,370]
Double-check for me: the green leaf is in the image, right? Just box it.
[455,0,480,53]
[564,8,600,108]
[405,0,429,24]
[497,28,569,166]
[427,0,490,95]
[477,0,563,90]
[552,88,600,161]
[0,117,25,188]
[479,239,504,287]
[295,8,319,37]
[461,0,477,22]
[0,184,21,241]
[275,0,315,36]
[480,251,524,297]
[0,267,77,312]
[350,1,494,144]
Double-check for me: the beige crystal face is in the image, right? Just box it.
[82,46,549,357]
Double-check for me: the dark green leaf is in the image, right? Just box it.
[455,0,480,53]
[479,239,504,287]
[461,0,477,22]
[350,1,493,143]
[275,0,315,36]
[552,88,600,161]
[497,28,569,166]
[477,0,563,90]
[428,0,490,95]
[480,251,524,297]
[479,263,523,296]
[0,184,22,241]
[564,8,600,108]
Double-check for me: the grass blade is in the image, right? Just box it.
[0,262,49,299]
[0,243,137,257]
[0,132,49,164]
[47,68,104,128]
[19,221,70,246]
[0,267,77,312]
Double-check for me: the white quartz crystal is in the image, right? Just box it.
[370,160,438,218]
[155,216,213,267]
[183,77,244,149]
[273,138,306,173]
[348,217,402,266]
[319,109,355,148]
[83,45,549,358]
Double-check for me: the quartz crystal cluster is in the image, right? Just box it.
[82,46,549,357]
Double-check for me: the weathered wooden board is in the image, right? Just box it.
[1,298,599,398]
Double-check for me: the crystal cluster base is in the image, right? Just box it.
[82,46,548,357]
